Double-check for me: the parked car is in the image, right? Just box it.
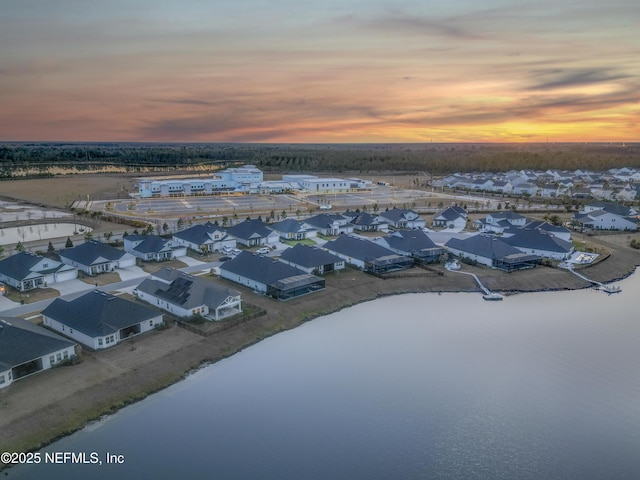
[256,247,270,255]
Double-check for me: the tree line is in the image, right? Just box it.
[1,142,639,177]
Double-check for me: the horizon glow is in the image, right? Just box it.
[1,1,639,143]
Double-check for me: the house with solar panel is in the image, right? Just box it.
[42,290,164,349]
[220,251,324,300]
[135,268,242,320]
[0,316,77,389]
[123,234,187,262]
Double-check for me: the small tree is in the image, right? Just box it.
[65,237,74,248]
[15,241,25,252]
[47,241,56,254]
[84,231,93,242]
[176,218,184,231]
[162,222,169,234]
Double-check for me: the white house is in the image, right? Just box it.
[503,229,574,260]
[220,251,325,300]
[42,290,163,350]
[269,219,317,241]
[278,244,345,274]
[432,206,467,230]
[59,240,136,275]
[0,251,78,292]
[574,202,638,231]
[172,222,236,253]
[124,234,187,261]
[226,219,280,247]
[303,214,355,236]
[378,208,426,229]
[0,316,76,389]
[135,269,242,321]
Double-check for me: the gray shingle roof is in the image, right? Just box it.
[137,270,240,310]
[221,250,315,285]
[173,223,227,245]
[60,240,127,265]
[0,316,75,371]
[380,230,441,254]
[279,244,342,268]
[503,229,573,253]
[41,290,161,338]
[0,252,69,281]
[130,235,173,254]
[303,214,347,229]
[226,219,275,240]
[445,234,525,260]
[323,235,404,262]
[270,219,308,234]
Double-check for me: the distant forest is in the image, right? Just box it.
[1,142,639,178]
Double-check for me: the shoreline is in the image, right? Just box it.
[1,236,639,467]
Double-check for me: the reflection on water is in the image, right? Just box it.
[9,272,640,479]
[0,223,91,244]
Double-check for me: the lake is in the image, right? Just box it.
[7,273,640,479]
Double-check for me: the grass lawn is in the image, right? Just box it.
[78,271,121,286]
[5,286,60,304]
[140,259,188,274]
[283,238,317,246]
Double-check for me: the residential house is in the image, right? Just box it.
[59,240,136,275]
[432,206,467,230]
[135,269,242,321]
[172,222,236,253]
[303,213,354,236]
[378,208,426,229]
[342,211,389,232]
[509,220,572,242]
[473,211,528,234]
[574,202,638,231]
[445,234,541,271]
[278,244,345,274]
[322,234,413,274]
[375,229,445,264]
[503,229,574,260]
[220,251,324,300]
[42,290,164,350]
[269,219,317,241]
[0,251,78,292]
[512,183,538,197]
[0,316,76,389]
[123,234,187,262]
[226,219,279,247]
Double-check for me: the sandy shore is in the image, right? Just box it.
[1,234,639,461]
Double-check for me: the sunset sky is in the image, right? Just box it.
[1,1,639,143]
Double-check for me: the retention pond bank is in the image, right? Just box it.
[1,235,639,473]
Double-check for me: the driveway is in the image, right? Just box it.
[52,279,94,296]
[176,255,206,267]
[116,265,148,281]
